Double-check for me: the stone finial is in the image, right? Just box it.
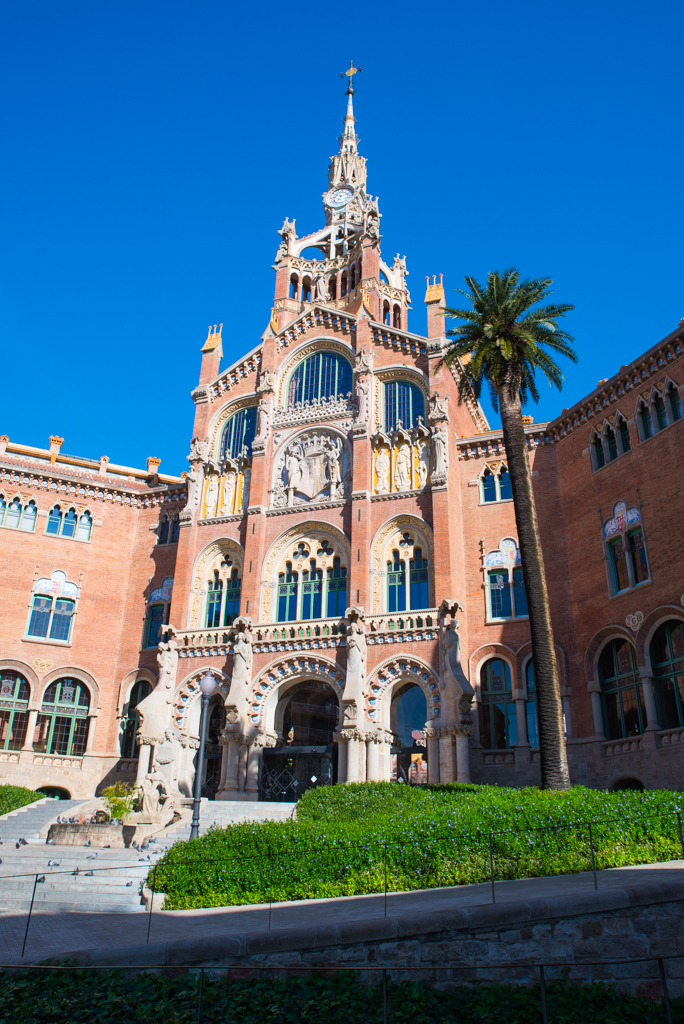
[98,456,110,476]
[147,457,161,476]
[0,435,8,456]
[201,323,223,354]
[49,436,64,464]
[424,274,444,304]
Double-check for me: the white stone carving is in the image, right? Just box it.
[431,425,448,485]
[204,473,220,518]
[271,430,352,508]
[395,443,411,491]
[625,611,644,633]
[356,376,370,423]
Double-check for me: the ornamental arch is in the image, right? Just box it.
[260,521,351,622]
[188,537,245,629]
[275,338,355,409]
[208,394,259,459]
[370,514,435,614]
[249,654,345,737]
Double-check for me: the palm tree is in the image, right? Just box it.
[441,268,576,791]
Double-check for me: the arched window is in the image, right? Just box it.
[393,305,401,329]
[667,382,682,423]
[599,639,644,739]
[158,516,170,545]
[383,300,390,325]
[289,274,299,300]
[340,272,347,297]
[35,678,90,757]
[5,499,22,529]
[205,571,223,628]
[61,509,77,539]
[326,557,347,617]
[75,511,91,541]
[171,518,180,543]
[224,569,242,626]
[387,550,406,613]
[350,265,356,290]
[605,426,618,462]
[46,506,62,534]
[499,467,512,500]
[592,432,605,468]
[28,592,75,642]
[301,276,312,302]
[19,501,37,531]
[639,401,653,440]
[650,620,684,730]
[525,661,538,748]
[121,679,153,758]
[0,495,5,524]
[301,560,323,620]
[617,416,631,453]
[146,604,167,647]
[482,468,497,502]
[409,547,429,610]
[328,275,337,300]
[287,352,353,406]
[383,380,425,431]
[654,391,668,431]
[0,671,30,751]
[220,406,257,460]
[277,563,298,622]
[480,659,516,749]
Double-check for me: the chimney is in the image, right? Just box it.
[199,324,223,385]
[49,436,65,464]
[424,275,445,340]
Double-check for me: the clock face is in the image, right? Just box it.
[328,188,353,208]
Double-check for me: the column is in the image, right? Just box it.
[21,710,38,752]
[136,743,152,784]
[426,730,440,784]
[366,737,379,781]
[336,738,348,784]
[85,716,97,755]
[245,743,261,794]
[346,733,360,783]
[438,729,456,782]
[589,685,605,738]
[514,700,529,746]
[217,738,240,795]
[639,673,660,732]
[455,730,472,784]
[561,696,573,738]
[237,742,249,791]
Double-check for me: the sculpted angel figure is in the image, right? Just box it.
[417,442,430,488]
[375,447,390,493]
[314,274,329,301]
[355,376,370,422]
[395,443,411,491]
[231,631,253,689]
[204,474,220,517]
[185,462,201,513]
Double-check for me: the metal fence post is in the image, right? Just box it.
[382,967,388,1024]
[384,844,387,918]
[489,835,495,904]
[21,874,39,958]
[676,812,684,860]
[587,823,598,890]
[146,866,156,944]
[658,958,673,1024]
[197,965,205,1023]
[539,964,548,1024]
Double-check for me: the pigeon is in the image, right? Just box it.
[131,841,140,851]
[125,881,133,886]
[46,838,55,845]
[47,860,60,867]
[141,843,149,850]
[148,838,156,845]
[85,840,91,847]
[86,854,97,860]
[85,870,93,877]
[138,858,146,862]
[103,844,110,849]
[36,876,45,883]
[71,867,80,876]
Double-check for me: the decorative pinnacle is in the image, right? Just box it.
[340,60,362,95]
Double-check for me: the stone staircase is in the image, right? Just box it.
[0,798,295,913]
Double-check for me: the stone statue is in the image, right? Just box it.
[375,447,390,494]
[441,620,475,700]
[231,631,253,690]
[395,443,411,491]
[185,463,201,514]
[257,367,276,393]
[256,397,271,438]
[314,274,329,301]
[428,392,449,422]
[346,620,366,685]
[240,465,251,512]
[188,437,210,462]
[417,442,430,488]
[138,765,175,823]
[156,638,179,692]
[221,470,237,516]
[204,474,219,517]
[432,427,448,482]
[354,348,373,373]
[325,438,343,498]
[285,446,303,492]
[356,376,370,422]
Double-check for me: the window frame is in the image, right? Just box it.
[598,638,645,740]
[0,671,31,751]
[44,503,93,542]
[220,406,258,461]
[480,464,513,503]
[484,541,527,622]
[650,619,684,730]
[383,379,426,432]
[287,352,353,408]
[479,658,517,750]
[35,677,91,757]
[0,495,38,532]
[26,593,76,644]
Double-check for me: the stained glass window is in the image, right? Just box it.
[220,406,257,460]
[288,353,352,407]
[384,381,425,431]
[651,620,684,730]
[35,678,90,756]
[488,570,512,619]
[480,659,516,749]
[0,671,30,752]
[301,563,323,620]
[277,564,298,622]
[205,572,223,628]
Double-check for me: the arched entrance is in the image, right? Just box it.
[199,697,225,799]
[260,680,339,801]
[391,683,428,784]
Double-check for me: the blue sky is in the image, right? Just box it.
[1,0,682,474]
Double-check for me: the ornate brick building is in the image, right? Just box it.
[2,81,684,801]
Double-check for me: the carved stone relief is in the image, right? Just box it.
[271,430,352,508]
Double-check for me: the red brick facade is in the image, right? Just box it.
[2,90,683,799]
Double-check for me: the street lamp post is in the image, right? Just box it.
[189,670,218,840]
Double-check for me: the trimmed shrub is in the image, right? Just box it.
[0,784,42,817]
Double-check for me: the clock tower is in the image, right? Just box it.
[272,62,410,330]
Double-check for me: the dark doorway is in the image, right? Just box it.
[391,683,428,784]
[260,680,339,801]
[201,699,225,799]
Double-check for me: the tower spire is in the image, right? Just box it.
[330,61,366,193]
[340,60,362,157]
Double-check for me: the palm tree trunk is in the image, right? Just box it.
[497,386,571,790]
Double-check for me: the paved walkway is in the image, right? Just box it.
[2,858,683,963]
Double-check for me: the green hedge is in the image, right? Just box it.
[1,971,680,1023]
[0,784,42,817]
[153,784,684,910]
